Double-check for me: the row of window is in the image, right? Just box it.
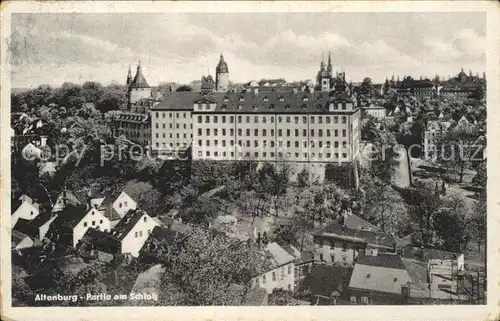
[155,112,192,119]
[154,133,192,139]
[134,229,152,238]
[197,151,349,159]
[195,115,348,124]
[196,128,348,138]
[196,139,348,148]
[155,123,193,129]
[83,219,104,227]
[155,142,189,148]
[259,265,293,284]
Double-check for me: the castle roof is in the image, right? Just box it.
[153,91,356,114]
[216,54,229,73]
[130,63,150,88]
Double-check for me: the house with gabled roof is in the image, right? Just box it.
[251,242,296,294]
[99,182,151,225]
[109,209,160,257]
[51,189,88,213]
[348,253,412,304]
[11,195,41,228]
[13,209,59,242]
[46,205,111,247]
[312,221,396,266]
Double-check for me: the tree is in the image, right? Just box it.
[12,264,34,307]
[159,228,265,305]
[434,196,468,252]
[467,191,487,252]
[268,289,294,306]
[297,168,311,188]
[97,84,127,113]
[360,177,410,234]
[176,85,193,92]
[409,187,443,248]
[435,125,480,183]
[81,81,104,106]
[472,161,486,189]
[68,262,108,306]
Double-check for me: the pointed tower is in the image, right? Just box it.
[215,54,229,92]
[327,51,332,73]
[126,65,132,85]
[320,52,326,71]
[128,61,152,106]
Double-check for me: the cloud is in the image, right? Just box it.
[422,28,485,63]
[9,14,486,88]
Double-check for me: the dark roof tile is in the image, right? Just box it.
[111,209,147,241]
[312,223,396,249]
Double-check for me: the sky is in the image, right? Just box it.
[9,12,486,88]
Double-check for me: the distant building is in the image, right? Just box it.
[51,189,88,213]
[215,54,229,92]
[251,242,296,294]
[440,69,486,100]
[127,62,152,106]
[348,253,412,304]
[312,221,396,265]
[422,120,452,160]
[384,76,436,99]
[363,105,387,119]
[109,62,154,149]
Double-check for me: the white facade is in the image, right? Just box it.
[252,262,295,294]
[112,192,137,218]
[72,209,112,247]
[151,110,193,155]
[120,212,160,257]
[364,107,386,119]
[11,198,40,228]
[130,87,152,104]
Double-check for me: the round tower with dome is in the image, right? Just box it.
[215,54,229,92]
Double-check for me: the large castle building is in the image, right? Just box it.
[150,53,361,184]
[108,62,154,148]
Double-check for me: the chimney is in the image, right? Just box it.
[253,87,259,94]
[292,87,298,93]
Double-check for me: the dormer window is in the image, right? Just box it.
[285,104,291,110]
[269,104,275,110]
[224,96,229,102]
[302,96,308,101]
[263,96,269,102]
[253,105,258,111]
[279,96,284,102]
[238,104,243,110]
[239,96,244,102]
[317,104,322,109]
[221,104,227,111]
[301,104,307,109]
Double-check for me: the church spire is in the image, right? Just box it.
[327,51,332,73]
[320,52,325,70]
[126,65,132,85]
